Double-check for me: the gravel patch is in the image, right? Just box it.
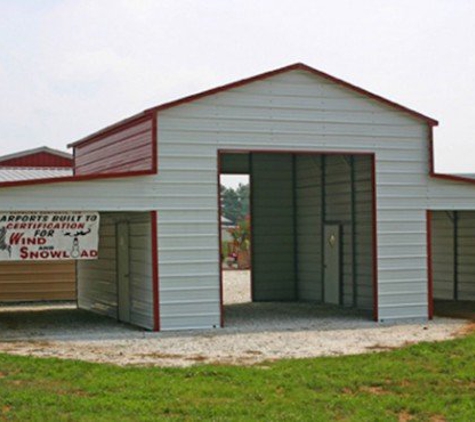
[0,271,470,367]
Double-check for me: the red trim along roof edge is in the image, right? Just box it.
[68,62,438,149]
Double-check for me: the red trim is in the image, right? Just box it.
[72,147,76,176]
[218,148,375,156]
[68,63,437,152]
[152,112,158,174]
[147,63,438,126]
[0,169,155,189]
[218,148,378,321]
[151,210,160,331]
[68,113,153,148]
[0,147,73,167]
[249,158,254,303]
[371,155,379,321]
[428,125,435,175]
[426,210,434,320]
[0,152,73,168]
[217,153,224,328]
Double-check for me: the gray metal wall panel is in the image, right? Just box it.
[295,155,322,301]
[220,153,250,174]
[431,212,454,300]
[77,214,118,318]
[324,156,353,306]
[251,153,296,301]
[456,212,475,300]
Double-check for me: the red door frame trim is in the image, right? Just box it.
[150,210,160,331]
[217,149,379,325]
[426,210,434,320]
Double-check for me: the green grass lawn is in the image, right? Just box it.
[0,331,474,422]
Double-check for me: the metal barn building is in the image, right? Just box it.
[0,147,76,302]
[0,63,474,331]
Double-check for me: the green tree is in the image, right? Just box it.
[236,183,250,219]
[221,183,249,224]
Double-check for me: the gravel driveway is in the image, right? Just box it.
[0,271,470,367]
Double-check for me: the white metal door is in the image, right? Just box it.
[117,221,130,322]
[324,224,340,305]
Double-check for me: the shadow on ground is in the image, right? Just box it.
[0,301,465,343]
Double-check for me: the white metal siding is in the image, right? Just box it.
[156,70,432,326]
[128,214,154,329]
[2,69,473,328]
[78,212,154,329]
[429,178,475,210]
[353,156,374,309]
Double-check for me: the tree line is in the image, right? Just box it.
[220,183,249,224]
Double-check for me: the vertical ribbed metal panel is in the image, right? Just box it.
[78,213,118,318]
[354,156,374,309]
[324,155,353,306]
[295,155,322,301]
[456,212,475,300]
[431,212,454,300]
[251,153,296,301]
[128,213,154,330]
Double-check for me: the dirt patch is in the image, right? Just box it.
[359,385,389,395]
[456,322,475,336]
[430,415,447,422]
[398,411,414,422]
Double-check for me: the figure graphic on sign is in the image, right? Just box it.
[0,227,11,257]
[64,229,92,259]
[71,237,80,258]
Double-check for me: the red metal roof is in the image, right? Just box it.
[0,146,73,168]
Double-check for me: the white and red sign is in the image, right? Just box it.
[0,212,100,261]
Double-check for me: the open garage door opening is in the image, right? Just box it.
[219,173,251,307]
[429,211,475,320]
[219,151,376,328]
[0,211,156,336]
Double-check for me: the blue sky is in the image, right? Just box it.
[1,0,475,172]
